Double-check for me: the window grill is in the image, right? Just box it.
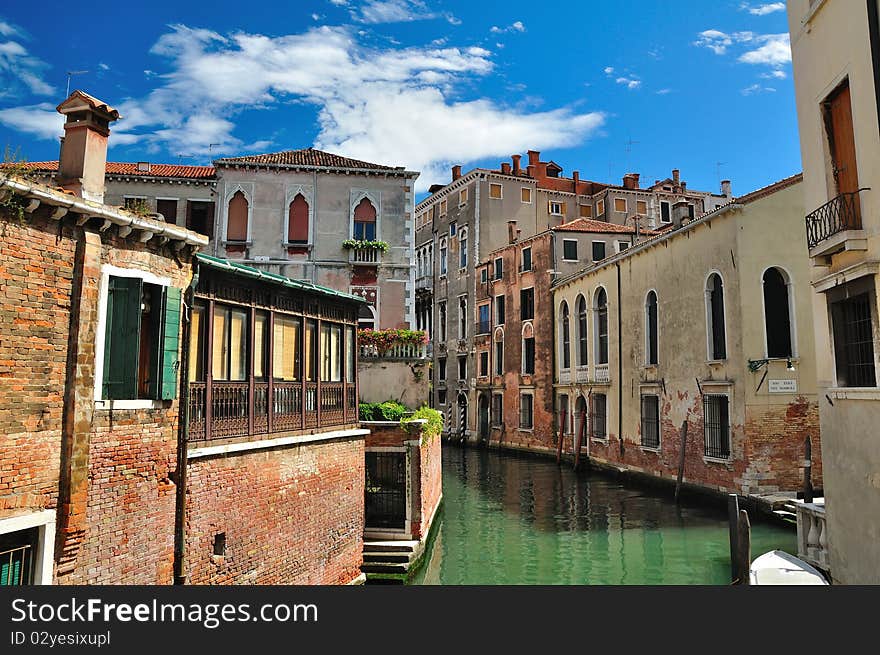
[703,394,730,459]
[0,544,33,586]
[832,291,877,387]
[640,395,660,448]
[591,393,607,439]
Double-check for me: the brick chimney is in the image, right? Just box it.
[672,199,690,228]
[721,180,732,198]
[622,173,640,190]
[56,90,120,203]
[572,170,580,192]
[527,150,541,166]
[452,165,462,181]
[507,220,518,244]
[501,162,511,175]
[672,169,680,185]
[512,154,522,175]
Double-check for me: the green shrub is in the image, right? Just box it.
[401,405,443,444]
[358,400,408,421]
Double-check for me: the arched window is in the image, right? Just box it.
[594,287,608,365]
[459,228,468,269]
[560,301,571,370]
[763,267,793,358]
[358,304,376,331]
[353,197,377,240]
[576,295,588,366]
[646,290,658,366]
[439,237,448,276]
[226,190,249,242]
[288,193,309,244]
[706,273,727,360]
[494,327,504,376]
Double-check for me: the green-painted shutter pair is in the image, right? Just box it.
[102,278,181,400]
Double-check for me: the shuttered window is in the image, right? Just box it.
[102,276,181,400]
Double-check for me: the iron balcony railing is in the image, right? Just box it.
[805,188,869,249]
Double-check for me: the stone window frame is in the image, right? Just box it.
[704,270,729,363]
[220,182,254,247]
[489,183,503,200]
[562,239,578,262]
[614,197,627,213]
[349,189,381,242]
[520,187,533,204]
[518,390,534,431]
[93,264,173,411]
[0,510,56,585]
[283,184,315,248]
[760,265,798,360]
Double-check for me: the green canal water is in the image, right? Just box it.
[411,447,797,585]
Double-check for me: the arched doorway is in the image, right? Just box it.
[478,393,490,442]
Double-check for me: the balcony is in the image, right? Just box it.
[593,363,610,384]
[795,500,829,573]
[344,239,388,265]
[476,320,491,336]
[359,342,427,360]
[805,189,869,258]
[188,380,357,443]
[416,274,432,291]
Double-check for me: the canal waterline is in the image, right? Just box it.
[411,447,797,585]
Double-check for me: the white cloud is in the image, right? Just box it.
[0,102,63,139]
[603,66,614,74]
[349,0,435,24]
[655,88,672,95]
[741,83,776,95]
[0,19,55,98]
[1,24,601,189]
[738,33,790,66]
[491,21,526,34]
[741,2,785,16]
[760,69,786,79]
[615,76,641,90]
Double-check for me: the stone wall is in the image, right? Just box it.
[359,359,430,407]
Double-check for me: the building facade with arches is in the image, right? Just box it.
[212,149,419,331]
[552,174,822,496]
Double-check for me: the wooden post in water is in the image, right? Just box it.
[736,509,751,585]
[674,421,688,502]
[556,411,566,464]
[727,494,739,583]
[803,435,814,504]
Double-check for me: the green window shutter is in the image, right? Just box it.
[160,286,182,400]
[102,276,142,400]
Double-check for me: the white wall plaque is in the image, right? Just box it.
[768,379,797,393]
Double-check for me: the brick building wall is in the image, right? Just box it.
[0,213,75,517]
[185,437,365,585]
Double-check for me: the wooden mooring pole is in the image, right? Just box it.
[727,494,739,583]
[803,435,814,504]
[736,509,752,585]
[674,421,688,502]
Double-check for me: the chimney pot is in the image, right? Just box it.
[573,170,580,191]
[672,169,680,184]
[680,181,687,192]
[672,199,689,228]
[507,220,518,244]
[721,180,732,198]
[527,150,540,166]
[501,162,511,175]
[137,161,151,173]
[511,154,521,175]
[452,165,462,181]
[56,90,120,203]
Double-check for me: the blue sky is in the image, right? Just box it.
[0,0,798,195]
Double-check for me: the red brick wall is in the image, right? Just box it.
[0,213,74,516]
[185,437,365,585]
[416,430,442,540]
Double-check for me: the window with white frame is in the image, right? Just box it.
[459,188,468,207]
[439,237,448,276]
[521,246,532,272]
[645,290,658,366]
[549,200,564,216]
[706,272,727,360]
[521,187,532,203]
[494,329,504,376]
[459,228,468,269]
[594,287,608,365]
[597,198,605,216]
[592,241,606,262]
[763,267,794,359]
[489,183,502,199]
[559,301,571,370]
[577,295,588,367]
[614,198,627,213]
[562,239,578,261]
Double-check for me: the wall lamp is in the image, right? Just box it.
[748,357,795,373]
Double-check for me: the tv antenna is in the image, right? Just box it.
[716,161,726,184]
[624,136,640,169]
[66,70,89,96]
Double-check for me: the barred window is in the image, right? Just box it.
[641,395,660,449]
[519,393,534,429]
[591,393,607,439]
[703,394,730,459]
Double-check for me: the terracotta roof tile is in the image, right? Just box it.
[11,161,216,180]
[215,148,405,172]
[552,218,656,234]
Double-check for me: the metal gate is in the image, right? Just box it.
[365,452,407,530]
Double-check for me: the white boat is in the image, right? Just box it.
[749,550,829,585]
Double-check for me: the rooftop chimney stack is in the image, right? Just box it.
[721,180,732,198]
[672,199,690,228]
[572,170,580,192]
[56,90,120,203]
[527,150,540,166]
[452,165,462,181]
[501,162,511,175]
[623,173,640,190]
[512,154,521,175]
[672,169,680,185]
[507,220,518,244]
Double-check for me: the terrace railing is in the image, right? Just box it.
[805,189,868,249]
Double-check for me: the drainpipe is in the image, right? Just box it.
[550,231,559,458]
[173,258,200,585]
[616,261,624,459]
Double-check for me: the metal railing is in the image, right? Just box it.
[188,380,357,442]
[476,320,491,336]
[805,188,869,249]
[0,544,32,586]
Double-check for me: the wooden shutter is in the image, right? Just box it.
[103,277,142,400]
[159,286,182,400]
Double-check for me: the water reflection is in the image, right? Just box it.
[411,447,797,585]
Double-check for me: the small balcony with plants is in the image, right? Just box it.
[344,239,389,265]
[358,328,428,361]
